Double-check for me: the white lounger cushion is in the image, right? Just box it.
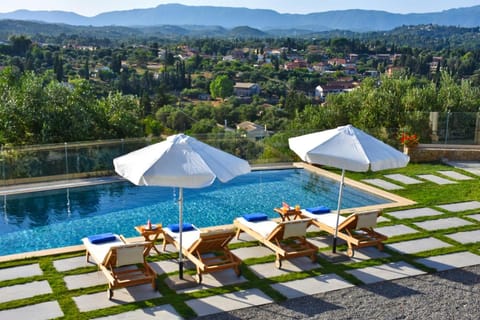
[236,217,278,238]
[82,234,124,265]
[164,226,201,249]
[301,210,347,228]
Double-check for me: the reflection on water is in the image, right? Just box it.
[0,169,391,255]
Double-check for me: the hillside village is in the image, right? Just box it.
[0,24,478,154]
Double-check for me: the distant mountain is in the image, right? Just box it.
[0,9,90,25]
[0,4,480,32]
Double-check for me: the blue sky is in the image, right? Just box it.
[1,0,480,16]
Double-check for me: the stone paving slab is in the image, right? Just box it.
[0,280,52,303]
[248,257,320,279]
[436,201,480,212]
[417,174,456,185]
[445,230,480,244]
[447,161,480,169]
[53,256,85,272]
[361,179,404,190]
[0,301,64,320]
[230,232,256,243]
[308,235,342,249]
[375,224,418,238]
[463,168,480,176]
[0,263,42,281]
[384,174,423,184]
[348,246,391,262]
[377,216,390,223]
[92,304,183,320]
[271,273,353,299]
[413,217,473,231]
[437,170,474,180]
[467,214,480,222]
[64,271,106,290]
[346,261,425,284]
[386,207,444,219]
[185,288,273,317]
[179,269,247,293]
[150,259,181,275]
[387,237,452,254]
[415,251,480,272]
[231,246,275,261]
[73,283,162,312]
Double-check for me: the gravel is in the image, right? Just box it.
[194,265,480,320]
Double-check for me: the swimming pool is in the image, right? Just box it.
[0,168,391,256]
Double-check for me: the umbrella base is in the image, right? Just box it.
[164,274,198,291]
[319,251,350,263]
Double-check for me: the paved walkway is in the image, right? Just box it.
[362,167,478,190]
[0,199,479,319]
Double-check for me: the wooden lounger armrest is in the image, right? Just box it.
[336,214,359,231]
[265,223,285,241]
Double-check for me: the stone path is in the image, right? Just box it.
[362,170,478,188]
[362,170,472,189]
[415,252,480,272]
[418,174,457,184]
[387,237,453,254]
[413,217,473,231]
[384,174,423,185]
[437,200,480,212]
[361,179,404,190]
[345,261,426,284]
[386,207,444,219]
[1,200,480,319]
[437,170,473,180]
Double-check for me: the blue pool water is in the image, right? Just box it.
[0,169,391,256]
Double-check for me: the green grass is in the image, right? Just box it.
[1,162,480,319]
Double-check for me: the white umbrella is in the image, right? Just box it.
[113,133,251,278]
[289,124,409,252]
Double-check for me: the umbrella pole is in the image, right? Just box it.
[178,187,184,279]
[333,169,345,253]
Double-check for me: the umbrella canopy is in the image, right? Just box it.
[289,124,409,253]
[114,133,251,188]
[288,124,410,172]
[113,133,251,278]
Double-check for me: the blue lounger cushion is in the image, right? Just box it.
[168,223,195,232]
[87,233,117,244]
[243,212,268,222]
[306,206,331,214]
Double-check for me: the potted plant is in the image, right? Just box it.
[399,132,419,153]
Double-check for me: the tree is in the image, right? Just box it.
[81,57,90,80]
[99,92,143,138]
[111,53,122,73]
[209,75,234,100]
[53,53,64,82]
[9,35,32,56]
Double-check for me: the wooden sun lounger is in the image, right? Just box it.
[82,235,157,299]
[234,217,318,268]
[301,209,388,257]
[162,227,242,283]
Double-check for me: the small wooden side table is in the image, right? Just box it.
[274,207,302,221]
[134,224,163,255]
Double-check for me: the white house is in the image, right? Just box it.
[315,81,356,100]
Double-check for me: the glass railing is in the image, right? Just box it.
[1,111,479,184]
